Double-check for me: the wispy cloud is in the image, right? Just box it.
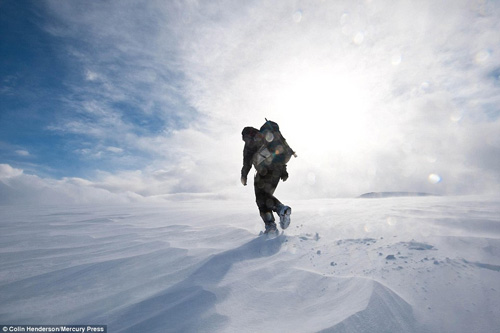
[0,163,145,205]
[39,0,197,159]
[15,150,30,157]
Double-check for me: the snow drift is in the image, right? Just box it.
[1,195,499,332]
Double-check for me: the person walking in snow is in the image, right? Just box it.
[241,119,296,234]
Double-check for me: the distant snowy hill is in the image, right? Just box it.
[1,195,499,332]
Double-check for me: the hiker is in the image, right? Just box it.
[241,120,295,234]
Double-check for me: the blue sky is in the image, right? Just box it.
[1,0,500,204]
[1,0,196,179]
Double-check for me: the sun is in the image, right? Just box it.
[270,66,374,158]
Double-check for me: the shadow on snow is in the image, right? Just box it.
[105,234,285,332]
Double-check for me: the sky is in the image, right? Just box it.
[1,0,499,205]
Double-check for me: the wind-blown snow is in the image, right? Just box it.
[1,195,499,332]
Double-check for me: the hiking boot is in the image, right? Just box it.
[264,222,278,234]
[278,205,292,230]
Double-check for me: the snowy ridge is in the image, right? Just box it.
[321,281,417,333]
[1,196,500,332]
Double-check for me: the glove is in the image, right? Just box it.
[281,170,289,182]
[241,176,247,186]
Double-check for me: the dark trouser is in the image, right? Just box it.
[254,166,283,225]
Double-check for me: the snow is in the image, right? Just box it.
[1,195,500,332]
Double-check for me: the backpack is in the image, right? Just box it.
[252,119,296,171]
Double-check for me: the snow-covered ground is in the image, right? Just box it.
[1,195,499,332]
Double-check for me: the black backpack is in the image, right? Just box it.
[253,119,296,171]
